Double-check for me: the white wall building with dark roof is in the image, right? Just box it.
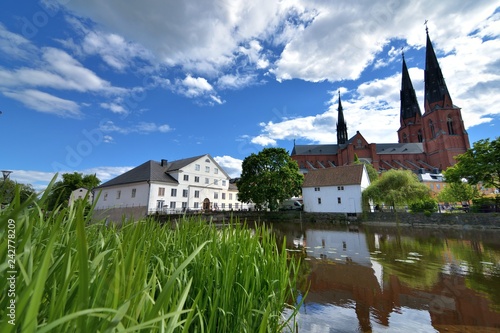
[302,164,370,214]
[93,154,250,221]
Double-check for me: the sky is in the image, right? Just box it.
[1,1,499,191]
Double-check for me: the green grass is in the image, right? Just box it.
[0,184,301,332]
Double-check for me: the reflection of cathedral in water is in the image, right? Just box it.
[284,228,500,332]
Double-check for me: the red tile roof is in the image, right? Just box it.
[303,164,364,187]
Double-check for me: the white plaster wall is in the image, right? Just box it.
[94,182,149,210]
[303,185,363,213]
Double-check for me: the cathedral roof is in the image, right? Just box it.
[424,31,451,107]
[376,143,424,154]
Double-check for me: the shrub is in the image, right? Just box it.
[409,198,438,213]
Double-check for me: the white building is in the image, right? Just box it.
[93,154,250,221]
[302,164,370,214]
[69,187,93,205]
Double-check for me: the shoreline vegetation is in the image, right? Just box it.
[0,185,301,333]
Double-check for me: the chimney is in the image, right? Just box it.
[161,159,168,167]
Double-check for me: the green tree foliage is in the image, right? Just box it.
[46,172,100,211]
[237,148,303,211]
[437,181,479,205]
[0,179,35,205]
[409,197,438,213]
[353,156,379,183]
[362,169,431,210]
[444,137,500,190]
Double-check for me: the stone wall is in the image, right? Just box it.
[92,206,148,226]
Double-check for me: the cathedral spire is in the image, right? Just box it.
[424,29,452,110]
[400,54,422,125]
[336,91,348,145]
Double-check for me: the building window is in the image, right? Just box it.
[182,202,187,209]
[314,187,320,191]
[357,139,362,148]
[205,166,210,173]
[116,190,121,199]
[171,188,177,197]
[195,164,200,171]
[229,203,232,209]
[158,187,165,196]
[222,193,226,199]
[338,197,342,204]
[229,193,233,200]
[195,176,200,183]
[429,120,435,138]
[447,116,455,135]
[222,180,226,186]
[194,202,199,209]
[104,192,108,201]
[205,178,209,184]
[403,133,408,143]
[183,174,189,181]
[157,200,164,209]
[318,198,322,204]
[214,192,218,199]
[418,130,423,142]
[337,186,344,190]
[235,203,239,209]
[170,201,176,209]
[214,179,218,185]
[182,189,188,197]
[222,203,225,209]
[214,168,219,174]
[437,184,440,189]
[131,188,136,198]
[194,190,200,198]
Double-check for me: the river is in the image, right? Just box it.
[272,222,500,333]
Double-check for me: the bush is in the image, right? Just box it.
[409,198,438,213]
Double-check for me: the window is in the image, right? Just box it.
[447,116,455,135]
[205,178,209,184]
[214,179,218,185]
[158,187,165,196]
[182,202,187,209]
[157,200,164,209]
[116,190,121,199]
[337,186,344,190]
[437,184,440,189]
[417,130,423,142]
[235,203,239,209]
[229,193,233,200]
[195,176,200,183]
[194,190,200,198]
[214,168,219,174]
[182,189,188,197]
[403,133,408,143]
[314,187,320,191]
[104,192,108,201]
[229,203,232,209]
[222,193,226,199]
[183,174,189,181]
[205,166,210,173]
[214,192,218,199]
[194,202,199,209]
[222,203,225,209]
[131,188,136,198]
[318,198,322,204]
[222,180,226,186]
[337,197,342,204]
[195,164,200,171]
[429,120,435,138]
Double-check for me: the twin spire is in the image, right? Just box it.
[336,91,348,145]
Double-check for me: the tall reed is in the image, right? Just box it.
[0,183,300,332]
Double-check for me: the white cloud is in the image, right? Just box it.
[0,23,37,60]
[99,120,173,134]
[2,89,81,118]
[214,155,243,178]
[100,102,127,114]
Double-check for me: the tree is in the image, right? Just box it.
[444,137,500,190]
[362,169,431,211]
[0,179,35,205]
[237,148,303,211]
[46,172,100,211]
[438,181,479,205]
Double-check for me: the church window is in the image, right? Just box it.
[357,139,362,148]
[417,130,423,142]
[447,116,455,135]
[429,120,435,138]
[403,133,408,143]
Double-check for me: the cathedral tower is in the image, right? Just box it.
[398,53,423,143]
[336,92,348,145]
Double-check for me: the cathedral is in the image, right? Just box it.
[291,30,470,174]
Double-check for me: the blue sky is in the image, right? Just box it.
[1,1,499,190]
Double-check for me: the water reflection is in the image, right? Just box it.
[273,223,500,333]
